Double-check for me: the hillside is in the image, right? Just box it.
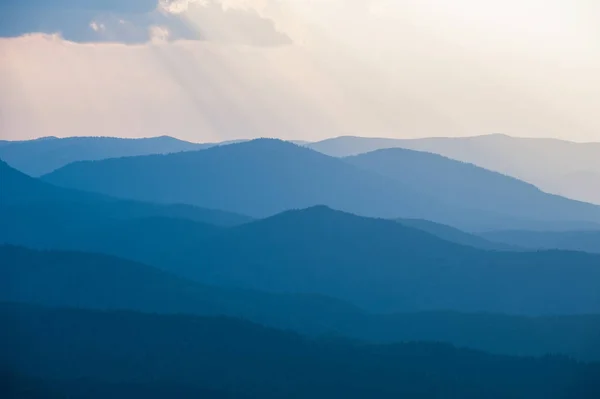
[3,246,599,361]
[0,135,208,176]
[41,139,600,231]
[309,134,600,205]
[481,230,600,254]
[0,159,251,226]
[2,304,599,399]
[42,139,446,221]
[150,207,600,315]
[396,218,513,250]
[346,148,600,230]
[0,246,359,334]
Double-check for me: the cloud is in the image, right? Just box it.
[158,0,208,14]
[0,0,291,45]
[0,34,349,142]
[166,1,292,46]
[1,1,599,143]
[149,25,171,42]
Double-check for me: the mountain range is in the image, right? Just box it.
[0,135,208,176]
[482,230,600,254]
[308,134,600,205]
[2,133,600,397]
[41,139,600,231]
[346,148,600,230]
[0,159,251,227]
[4,157,600,315]
[4,245,599,361]
[4,133,598,206]
[4,303,599,399]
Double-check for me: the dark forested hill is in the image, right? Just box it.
[3,246,599,361]
[0,245,360,334]
[2,303,599,399]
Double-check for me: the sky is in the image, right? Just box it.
[0,0,599,142]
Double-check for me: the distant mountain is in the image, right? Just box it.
[551,170,600,207]
[4,182,599,315]
[481,230,600,254]
[0,135,209,176]
[346,148,600,231]
[3,304,600,399]
[41,139,600,231]
[0,159,251,227]
[308,134,600,205]
[41,138,448,222]
[3,166,600,315]
[3,246,600,361]
[0,158,99,204]
[149,206,600,315]
[396,218,513,250]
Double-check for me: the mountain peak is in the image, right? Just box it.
[241,138,301,149]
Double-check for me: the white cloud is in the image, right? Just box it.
[158,0,209,14]
[149,25,171,42]
[0,1,599,143]
[89,21,106,33]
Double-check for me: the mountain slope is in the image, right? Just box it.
[42,138,448,220]
[0,213,224,265]
[3,187,599,316]
[0,159,251,226]
[346,148,600,230]
[0,135,208,176]
[3,304,599,399]
[153,206,600,315]
[396,218,513,250]
[309,134,600,205]
[0,159,99,204]
[41,139,600,230]
[481,230,600,254]
[3,246,600,361]
[0,245,359,333]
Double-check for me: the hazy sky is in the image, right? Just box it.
[1,0,599,142]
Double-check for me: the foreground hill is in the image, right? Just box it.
[308,134,600,205]
[0,136,208,176]
[0,159,251,227]
[2,303,599,399]
[481,230,600,254]
[347,148,600,231]
[42,139,600,231]
[3,246,599,361]
[0,246,359,332]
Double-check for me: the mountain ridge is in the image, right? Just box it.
[41,139,600,231]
